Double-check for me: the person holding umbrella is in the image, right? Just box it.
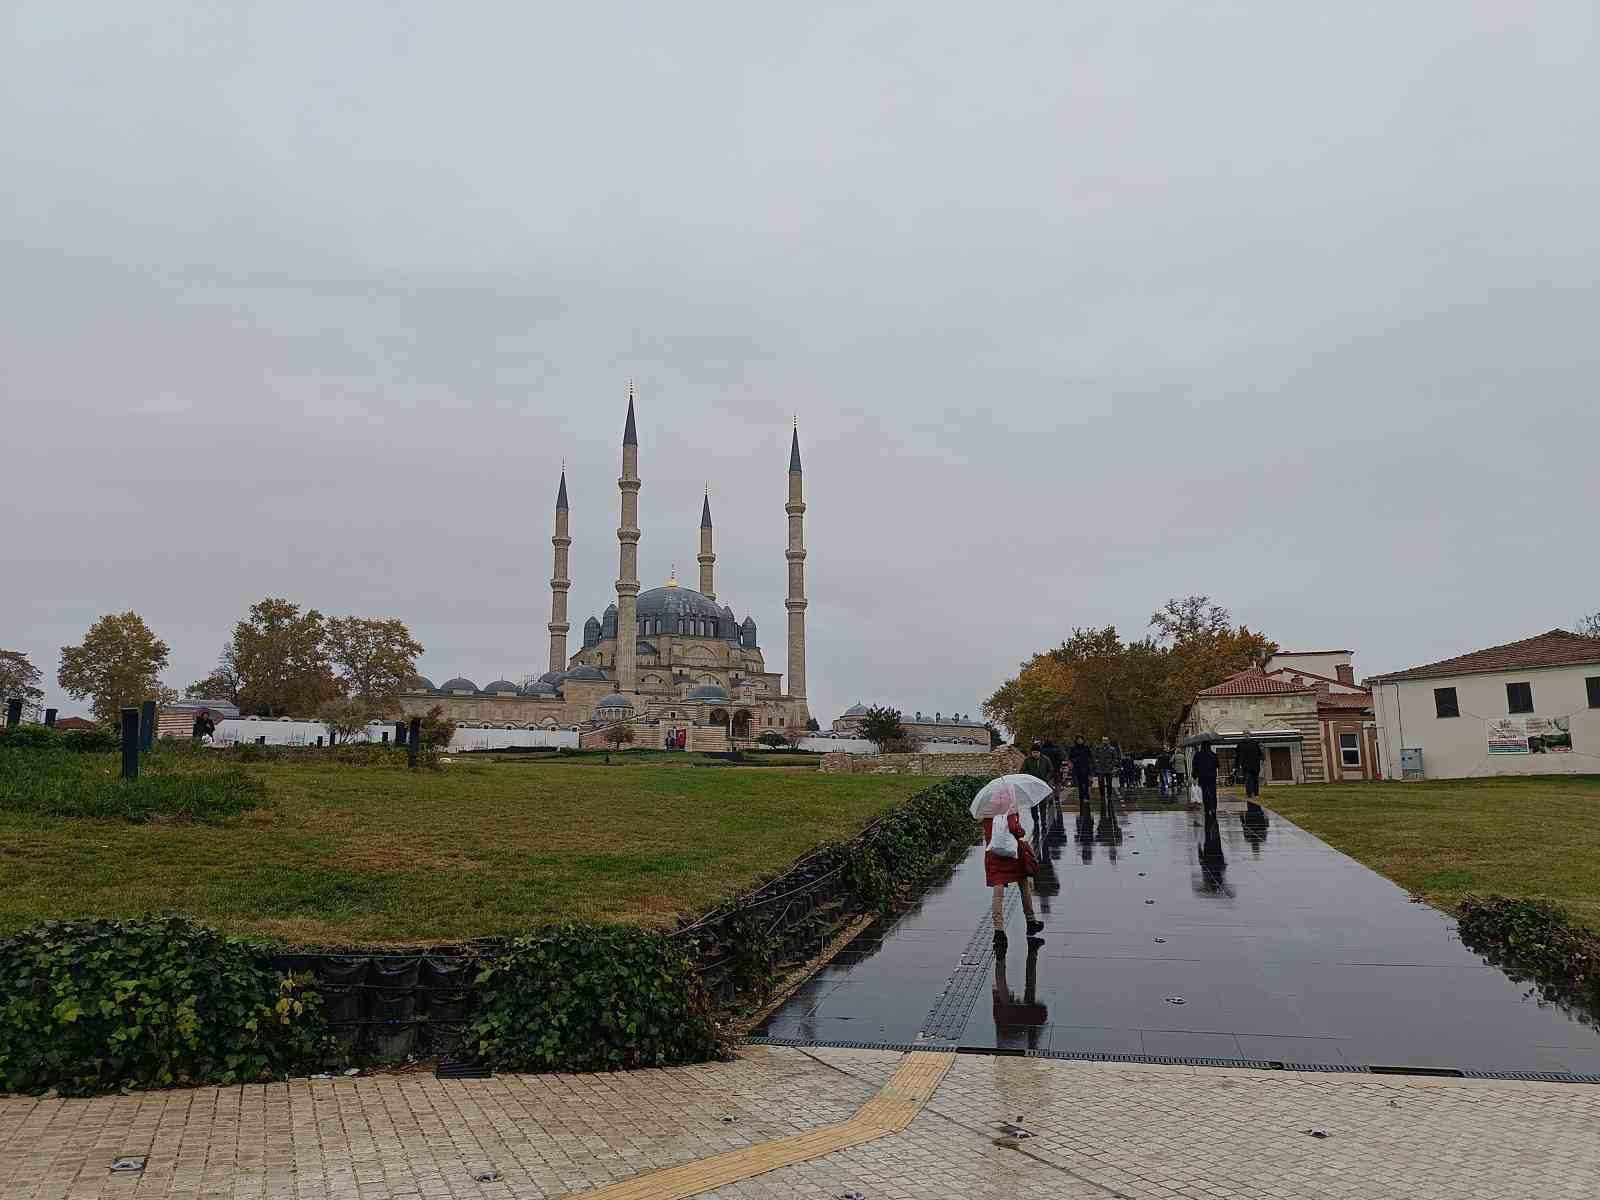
[970,774,1051,946]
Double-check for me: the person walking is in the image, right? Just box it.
[1092,736,1118,803]
[1155,749,1174,796]
[1193,739,1220,818]
[1068,736,1094,807]
[1235,734,1264,799]
[1041,739,1064,786]
[984,806,1043,947]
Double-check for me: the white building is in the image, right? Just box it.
[1368,629,1600,780]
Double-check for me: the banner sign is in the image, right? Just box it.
[1486,716,1573,755]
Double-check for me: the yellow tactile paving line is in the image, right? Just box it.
[557,1051,953,1200]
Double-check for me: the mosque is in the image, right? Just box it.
[397,391,812,747]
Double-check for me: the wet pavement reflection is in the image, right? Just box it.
[753,792,1600,1074]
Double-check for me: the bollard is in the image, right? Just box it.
[257,736,266,745]
[407,717,421,768]
[4,698,20,728]
[381,731,389,744]
[394,721,406,745]
[316,736,324,747]
[120,708,140,781]
[44,708,57,727]
[139,699,156,751]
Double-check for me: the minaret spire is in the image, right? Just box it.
[547,468,571,674]
[698,486,716,600]
[615,388,642,695]
[785,423,809,716]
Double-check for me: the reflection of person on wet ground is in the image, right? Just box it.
[992,936,1047,1050]
[984,807,1043,947]
[1241,801,1270,853]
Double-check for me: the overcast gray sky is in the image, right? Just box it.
[4,1,1598,724]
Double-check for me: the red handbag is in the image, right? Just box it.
[1016,838,1040,878]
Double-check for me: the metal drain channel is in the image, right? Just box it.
[741,1038,1600,1084]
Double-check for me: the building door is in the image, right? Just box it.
[1269,747,1293,781]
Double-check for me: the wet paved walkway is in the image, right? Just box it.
[754,794,1600,1076]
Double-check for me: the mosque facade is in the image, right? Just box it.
[397,392,812,742]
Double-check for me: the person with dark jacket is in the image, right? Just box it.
[1092,736,1119,802]
[1041,739,1064,784]
[1235,735,1264,798]
[1192,740,1220,816]
[1155,750,1174,796]
[1067,737,1094,806]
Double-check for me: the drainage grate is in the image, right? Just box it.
[745,1036,945,1053]
[919,902,1013,1042]
[1367,1065,1465,1077]
[436,1060,493,1080]
[1460,1069,1600,1085]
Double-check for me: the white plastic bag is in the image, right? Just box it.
[988,816,1018,858]
[1189,783,1203,805]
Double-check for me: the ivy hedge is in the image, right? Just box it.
[0,723,120,752]
[831,774,984,911]
[460,924,719,1072]
[0,916,336,1096]
[1456,894,1600,1018]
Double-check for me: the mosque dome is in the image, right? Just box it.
[408,675,435,692]
[440,676,478,694]
[686,683,732,702]
[482,680,520,695]
[636,585,725,623]
[842,702,870,717]
[563,666,608,681]
[596,692,634,711]
[539,671,564,685]
[522,680,558,696]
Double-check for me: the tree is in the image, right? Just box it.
[602,723,636,749]
[985,723,1003,750]
[0,650,45,721]
[1148,596,1276,744]
[319,697,373,746]
[1577,612,1600,639]
[804,717,820,732]
[230,598,342,717]
[185,649,242,704]
[857,705,907,752]
[324,616,424,706]
[418,705,456,750]
[758,730,788,749]
[57,612,171,727]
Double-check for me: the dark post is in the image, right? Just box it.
[139,699,157,751]
[44,708,57,727]
[381,731,389,744]
[316,736,324,747]
[394,721,406,745]
[120,708,140,781]
[407,717,422,768]
[4,699,20,728]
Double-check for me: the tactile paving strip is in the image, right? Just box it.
[918,892,1016,1042]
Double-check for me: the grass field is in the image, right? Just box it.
[0,756,928,949]
[1264,775,1600,931]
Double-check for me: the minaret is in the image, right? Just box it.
[614,388,641,694]
[547,468,571,674]
[698,489,716,600]
[785,423,808,703]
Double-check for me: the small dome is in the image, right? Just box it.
[408,674,435,691]
[842,702,870,717]
[740,616,757,629]
[687,683,732,702]
[440,676,478,693]
[596,692,634,710]
[563,666,608,681]
[539,670,564,684]
[522,680,558,696]
[637,640,657,654]
[482,679,520,695]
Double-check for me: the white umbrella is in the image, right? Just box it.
[969,773,1054,819]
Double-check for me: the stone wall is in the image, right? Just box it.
[818,747,1023,778]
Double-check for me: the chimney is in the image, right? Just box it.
[1336,664,1355,686]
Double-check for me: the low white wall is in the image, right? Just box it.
[212,718,579,752]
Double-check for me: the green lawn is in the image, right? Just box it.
[0,757,927,949]
[1264,775,1600,931]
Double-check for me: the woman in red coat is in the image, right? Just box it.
[984,809,1044,946]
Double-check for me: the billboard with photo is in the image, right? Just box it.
[1485,716,1573,755]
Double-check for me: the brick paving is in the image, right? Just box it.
[2,1046,1597,1200]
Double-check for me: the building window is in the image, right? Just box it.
[1506,681,1534,714]
[1588,677,1600,709]
[1433,687,1459,718]
[1338,732,1361,768]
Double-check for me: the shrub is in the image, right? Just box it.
[462,924,718,1072]
[0,724,120,752]
[833,775,983,912]
[0,916,335,1096]
[0,747,264,822]
[1456,894,1600,1014]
